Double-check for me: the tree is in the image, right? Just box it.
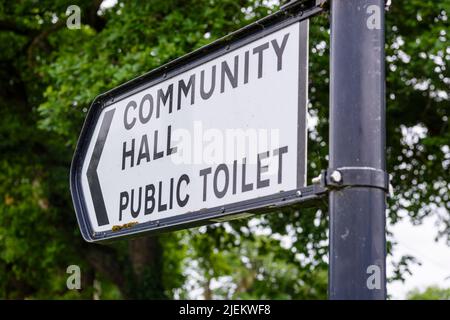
[0,0,448,299]
[407,286,450,300]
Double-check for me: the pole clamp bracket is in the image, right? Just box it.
[317,167,389,192]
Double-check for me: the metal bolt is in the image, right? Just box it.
[330,170,343,183]
[296,190,302,197]
[312,174,322,184]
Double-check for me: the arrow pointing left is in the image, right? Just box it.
[86,109,115,227]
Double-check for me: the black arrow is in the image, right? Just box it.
[87,109,115,226]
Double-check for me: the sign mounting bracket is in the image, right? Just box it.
[314,167,389,192]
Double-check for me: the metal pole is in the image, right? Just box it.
[329,0,387,299]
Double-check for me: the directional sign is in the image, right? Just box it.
[71,14,310,242]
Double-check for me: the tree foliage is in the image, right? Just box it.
[407,285,450,300]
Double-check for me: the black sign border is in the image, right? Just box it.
[70,3,323,242]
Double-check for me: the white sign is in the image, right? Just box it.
[71,20,308,241]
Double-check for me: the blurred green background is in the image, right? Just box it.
[0,0,448,299]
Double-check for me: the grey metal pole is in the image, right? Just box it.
[329,0,387,299]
